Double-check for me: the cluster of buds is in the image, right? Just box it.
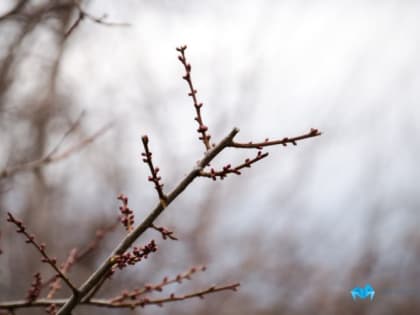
[117,194,134,231]
[26,272,42,302]
[111,240,157,271]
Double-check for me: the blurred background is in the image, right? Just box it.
[0,0,419,314]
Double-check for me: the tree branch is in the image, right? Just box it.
[56,127,240,314]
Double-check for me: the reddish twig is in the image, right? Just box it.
[200,151,269,180]
[110,283,240,308]
[176,45,212,151]
[6,213,78,295]
[150,224,178,241]
[230,128,322,149]
[47,248,78,299]
[111,265,207,303]
[141,136,168,206]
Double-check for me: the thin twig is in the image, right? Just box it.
[47,248,78,299]
[47,111,86,158]
[200,151,269,180]
[141,135,168,206]
[6,213,78,295]
[230,128,322,149]
[176,45,212,150]
[150,224,178,241]
[111,265,207,303]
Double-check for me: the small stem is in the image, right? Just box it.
[230,128,322,149]
[176,45,212,150]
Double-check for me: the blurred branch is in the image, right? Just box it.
[65,0,130,37]
[0,122,112,180]
[0,0,28,21]
[40,219,119,291]
[47,248,78,299]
